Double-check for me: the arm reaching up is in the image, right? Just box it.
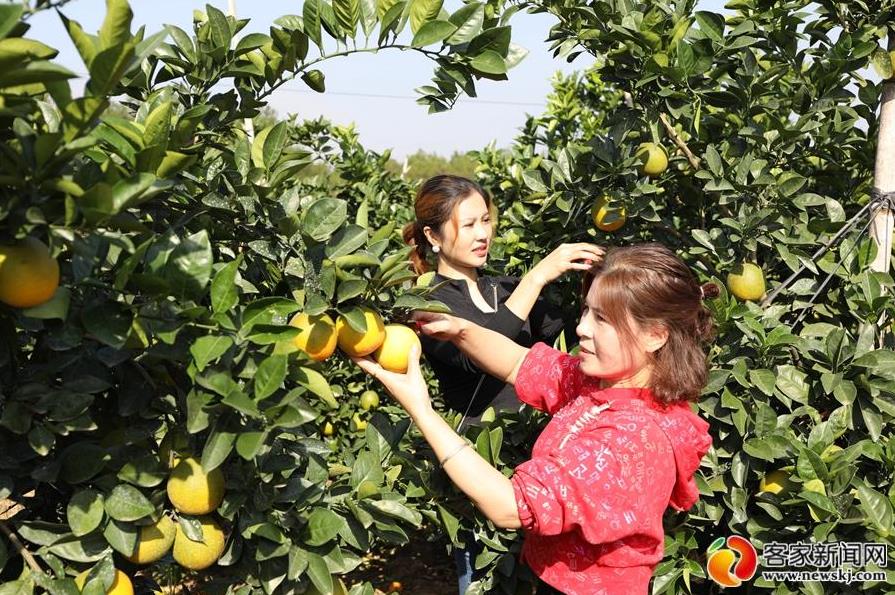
[413,311,529,385]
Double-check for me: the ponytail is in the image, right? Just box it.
[402,221,430,275]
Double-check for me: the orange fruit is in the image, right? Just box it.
[125,515,176,565]
[166,457,225,515]
[359,390,380,410]
[0,237,60,308]
[373,324,421,373]
[75,569,134,594]
[727,263,766,301]
[590,193,626,232]
[289,312,338,361]
[336,307,386,357]
[635,142,668,177]
[172,515,226,570]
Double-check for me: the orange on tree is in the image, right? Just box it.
[125,515,176,565]
[75,569,134,595]
[373,324,422,373]
[591,193,626,232]
[0,236,60,308]
[758,468,793,495]
[727,262,766,301]
[288,312,338,361]
[172,515,226,570]
[359,389,380,411]
[335,306,386,357]
[635,142,668,177]
[166,457,225,515]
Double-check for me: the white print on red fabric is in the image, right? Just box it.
[508,342,711,595]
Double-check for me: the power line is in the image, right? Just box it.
[68,71,547,108]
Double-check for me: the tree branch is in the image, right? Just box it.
[659,112,701,170]
[0,518,43,574]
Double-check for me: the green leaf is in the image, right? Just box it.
[262,121,289,170]
[142,100,172,149]
[856,484,893,536]
[255,355,288,400]
[103,519,138,557]
[412,20,456,47]
[190,335,234,372]
[164,229,213,299]
[408,0,442,35]
[104,484,154,522]
[235,431,267,460]
[304,0,323,48]
[0,4,23,41]
[871,47,894,80]
[201,427,236,472]
[305,508,345,546]
[0,38,58,71]
[306,551,333,594]
[205,3,232,49]
[67,490,105,537]
[749,369,776,396]
[211,258,241,314]
[81,303,133,349]
[295,366,337,409]
[694,11,724,43]
[242,297,300,331]
[468,26,510,56]
[117,455,166,488]
[447,2,483,45]
[21,286,70,320]
[235,32,272,54]
[471,50,507,75]
[87,40,136,97]
[302,197,348,241]
[358,0,377,37]
[333,0,360,37]
[60,13,98,67]
[98,0,133,50]
[777,172,807,197]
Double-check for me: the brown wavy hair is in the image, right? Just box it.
[581,243,720,405]
[401,175,492,275]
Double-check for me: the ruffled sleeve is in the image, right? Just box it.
[514,342,584,414]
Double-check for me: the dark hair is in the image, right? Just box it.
[401,175,492,275]
[581,243,720,405]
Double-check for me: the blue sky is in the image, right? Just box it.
[28,0,726,159]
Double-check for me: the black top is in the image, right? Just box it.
[420,272,569,418]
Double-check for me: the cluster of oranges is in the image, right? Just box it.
[591,141,669,234]
[289,305,421,374]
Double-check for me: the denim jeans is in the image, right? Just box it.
[453,533,485,594]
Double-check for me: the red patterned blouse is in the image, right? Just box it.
[510,343,712,594]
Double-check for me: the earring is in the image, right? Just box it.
[432,245,440,254]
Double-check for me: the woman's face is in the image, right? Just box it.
[429,192,492,269]
[575,278,665,385]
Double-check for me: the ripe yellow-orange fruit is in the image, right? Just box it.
[758,469,792,495]
[75,569,134,595]
[336,307,386,357]
[289,312,338,361]
[0,237,60,308]
[590,194,627,232]
[373,324,422,373]
[359,389,380,411]
[727,262,766,301]
[172,516,226,570]
[125,515,176,565]
[166,457,225,515]
[635,142,668,177]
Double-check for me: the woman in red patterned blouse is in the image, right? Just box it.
[351,243,717,594]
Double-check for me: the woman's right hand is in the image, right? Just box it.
[528,243,605,288]
[412,310,468,342]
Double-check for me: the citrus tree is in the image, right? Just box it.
[466,0,895,593]
[0,0,527,593]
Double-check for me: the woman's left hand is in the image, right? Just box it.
[350,345,432,418]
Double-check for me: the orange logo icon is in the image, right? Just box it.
[707,535,758,587]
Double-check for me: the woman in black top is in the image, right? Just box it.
[401,175,603,593]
